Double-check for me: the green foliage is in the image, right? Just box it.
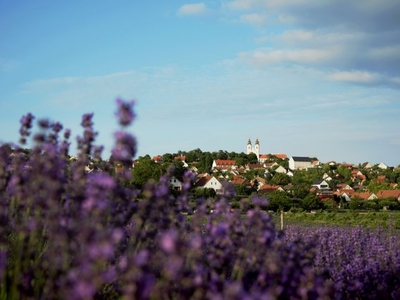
[291,183,311,199]
[131,157,163,188]
[349,197,364,210]
[367,181,390,193]
[378,198,400,210]
[282,211,400,229]
[291,169,323,186]
[270,172,291,185]
[337,166,352,182]
[267,190,292,211]
[302,194,324,211]
[234,184,251,197]
[191,187,216,199]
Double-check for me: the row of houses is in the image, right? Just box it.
[165,157,400,202]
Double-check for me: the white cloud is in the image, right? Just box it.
[0,59,19,72]
[239,48,336,65]
[227,0,262,10]
[328,71,381,84]
[390,77,400,85]
[177,3,207,16]
[368,45,400,60]
[239,13,266,26]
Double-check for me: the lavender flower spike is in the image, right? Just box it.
[115,98,136,127]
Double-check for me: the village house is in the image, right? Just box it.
[351,192,378,201]
[378,162,389,170]
[375,190,400,201]
[194,175,223,194]
[153,155,163,164]
[362,162,373,169]
[258,184,284,195]
[212,159,237,172]
[289,156,313,170]
[174,155,188,168]
[169,176,182,191]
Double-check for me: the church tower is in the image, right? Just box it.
[254,139,260,158]
[246,139,260,160]
[247,139,252,155]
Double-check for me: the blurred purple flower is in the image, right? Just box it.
[19,113,35,143]
[87,172,115,190]
[81,113,94,128]
[160,230,178,253]
[19,112,34,128]
[112,131,136,162]
[88,241,114,260]
[63,128,71,139]
[52,122,63,133]
[115,98,136,127]
[72,280,96,300]
[134,250,149,267]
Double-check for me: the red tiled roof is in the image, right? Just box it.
[230,176,249,185]
[247,163,264,170]
[214,159,236,166]
[334,189,355,196]
[153,155,162,162]
[258,184,281,194]
[194,175,212,187]
[174,156,186,161]
[352,192,374,200]
[376,190,400,199]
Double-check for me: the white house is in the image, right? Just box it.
[169,176,182,191]
[274,165,287,174]
[194,175,223,194]
[311,180,330,191]
[378,162,388,170]
[289,156,313,170]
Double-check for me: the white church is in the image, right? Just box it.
[247,139,260,160]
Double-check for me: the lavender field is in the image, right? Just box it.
[0,100,399,299]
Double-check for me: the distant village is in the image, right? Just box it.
[126,139,400,207]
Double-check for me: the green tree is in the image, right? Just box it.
[270,173,291,186]
[349,197,364,210]
[291,169,323,186]
[337,166,352,183]
[301,194,323,211]
[247,153,259,164]
[132,157,163,188]
[292,183,311,199]
[267,191,292,211]
[171,160,187,180]
[198,152,213,173]
[367,181,390,193]
[162,153,173,164]
[234,184,251,197]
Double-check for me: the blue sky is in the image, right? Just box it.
[1,0,400,166]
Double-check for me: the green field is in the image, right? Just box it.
[273,210,400,229]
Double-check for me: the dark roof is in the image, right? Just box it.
[291,156,311,162]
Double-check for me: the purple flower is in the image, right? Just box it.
[19,113,35,143]
[63,128,71,139]
[19,112,35,128]
[112,131,137,162]
[160,230,178,253]
[81,113,94,128]
[87,172,115,190]
[115,98,136,127]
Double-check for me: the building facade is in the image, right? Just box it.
[247,139,260,160]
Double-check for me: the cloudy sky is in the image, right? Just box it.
[1,0,399,166]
